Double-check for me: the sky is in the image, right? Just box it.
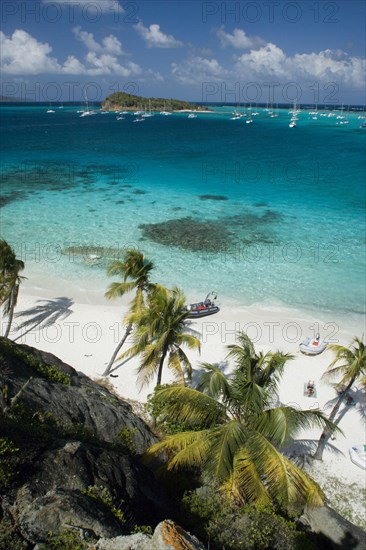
[0,0,365,104]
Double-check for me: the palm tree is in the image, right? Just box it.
[0,240,25,338]
[121,285,201,389]
[146,332,335,509]
[103,249,155,376]
[313,336,366,461]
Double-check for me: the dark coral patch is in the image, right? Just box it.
[139,217,232,252]
[198,195,228,201]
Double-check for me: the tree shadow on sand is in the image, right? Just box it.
[13,297,74,341]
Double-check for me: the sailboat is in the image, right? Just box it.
[46,104,55,113]
[160,101,172,115]
[142,99,153,118]
[79,93,96,117]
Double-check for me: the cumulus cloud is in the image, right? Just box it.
[0,29,140,77]
[73,26,126,55]
[171,40,365,92]
[134,21,183,48]
[172,56,226,85]
[235,43,289,78]
[0,30,60,74]
[234,44,365,87]
[42,0,124,13]
[217,27,265,50]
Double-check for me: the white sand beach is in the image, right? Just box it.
[4,275,366,527]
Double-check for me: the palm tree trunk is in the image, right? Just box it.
[102,323,133,376]
[313,377,355,461]
[156,346,168,387]
[4,286,16,339]
[152,346,169,428]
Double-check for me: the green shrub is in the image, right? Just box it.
[131,524,153,535]
[0,437,19,487]
[0,519,29,550]
[115,426,138,453]
[0,339,70,384]
[182,488,315,550]
[82,485,126,527]
[45,529,89,549]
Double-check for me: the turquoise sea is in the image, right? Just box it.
[1,103,365,316]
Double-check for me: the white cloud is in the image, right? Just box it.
[172,56,226,85]
[42,0,124,13]
[291,49,366,88]
[0,29,140,77]
[217,27,265,50]
[0,30,60,74]
[73,26,125,55]
[235,43,289,78]
[73,26,101,51]
[171,41,365,92]
[134,21,183,48]
[102,35,124,56]
[234,44,365,87]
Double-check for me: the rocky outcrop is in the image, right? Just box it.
[0,338,172,546]
[0,338,155,453]
[302,505,366,550]
[96,520,206,550]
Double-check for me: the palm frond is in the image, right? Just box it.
[196,362,232,400]
[146,430,211,470]
[167,350,186,384]
[105,281,136,300]
[229,448,272,506]
[255,406,340,447]
[152,385,228,427]
[205,421,248,482]
[236,432,324,508]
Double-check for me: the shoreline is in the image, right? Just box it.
[3,274,365,526]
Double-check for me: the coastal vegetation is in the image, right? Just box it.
[0,245,365,547]
[102,91,209,112]
[103,249,155,376]
[0,240,25,338]
[120,285,201,389]
[313,337,366,461]
[145,332,334,511]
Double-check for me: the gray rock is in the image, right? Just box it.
[96,533,152,550]
[1,340,155,453]
[95,521,207,550]
[0,338,172,546]
[152,520,206,550]
[302,504,366,549]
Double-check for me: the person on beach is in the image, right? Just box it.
[307,380,315,396]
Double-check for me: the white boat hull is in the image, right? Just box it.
[349,445,366,470]
[299,336,327,355]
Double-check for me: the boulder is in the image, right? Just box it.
[0,338,172,546]
[302,504,366,549]
[95,520,206,550]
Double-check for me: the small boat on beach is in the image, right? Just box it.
[349,445,366,470]
[186,292,219,318]
[299,334,327,355]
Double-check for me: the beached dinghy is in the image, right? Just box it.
[349,445,366,470]
[187,292,219,318]
[299,333,327,355]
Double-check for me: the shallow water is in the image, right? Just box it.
[1,104,365,316]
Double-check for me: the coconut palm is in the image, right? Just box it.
[313,336,366,461]
[0,240,25,338]
[103,249,155,376]
[147,332,335,509]
[121,285,201,389]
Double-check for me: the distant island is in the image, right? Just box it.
[101,92,210,112]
